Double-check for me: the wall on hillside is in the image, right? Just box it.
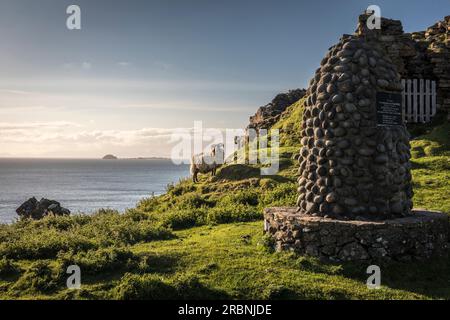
[357,14,450,120]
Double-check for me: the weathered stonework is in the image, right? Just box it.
[357,14,450,120]
[264,207,449,262]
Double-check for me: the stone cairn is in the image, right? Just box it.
[264,14,449,262]
[297,34,413,221]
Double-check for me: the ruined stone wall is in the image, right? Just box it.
[357,14,450,120]
[417,16,450,118]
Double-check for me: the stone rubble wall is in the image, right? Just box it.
[264,207,449,262]
[357,14,450,120]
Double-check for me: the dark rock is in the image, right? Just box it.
[338,242,369,261]
[16,197,71,220]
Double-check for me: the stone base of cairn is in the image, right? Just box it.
[264,207,449,262]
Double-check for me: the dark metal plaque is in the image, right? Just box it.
[376,92,402,126]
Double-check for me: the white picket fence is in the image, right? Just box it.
[402,79,437,123]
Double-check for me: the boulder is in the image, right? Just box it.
[16,197,71,220]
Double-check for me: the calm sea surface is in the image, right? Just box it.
[0,158,190,224]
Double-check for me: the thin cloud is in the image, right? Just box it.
[0,121,82,130]
[62,62,92,70]
[2,77,290,92]
[117,61,131,67]
[0,89,33,95]
[0,125,241,158]
[119,102,250,112]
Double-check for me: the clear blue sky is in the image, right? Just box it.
[0,0,448,157]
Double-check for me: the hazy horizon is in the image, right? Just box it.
[0,156,187,160]
[1,0,448,158]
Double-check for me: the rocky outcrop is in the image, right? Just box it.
[16,197,71,220]
[247,89,306,130]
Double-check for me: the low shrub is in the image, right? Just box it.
[0,257,20,277]
[160,208,209,229]
[219,190,259,206]
[260,183,297,207]
[57,247,139,275]
[11,260,59,293]
[168,273,228,299]
[0,229,96,260]
[259,178,277,189]
[112,273,177,300]
[112,273,228,300]
[206,205,260,225]
[174,193,215,209]
[0,211,174,260]
[262,284,297,300]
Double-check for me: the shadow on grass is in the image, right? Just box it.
[410,160,429,170]
[112,272,231,300]
[367,256,450,298]
[137,252,182,275]
[296,255,450,299]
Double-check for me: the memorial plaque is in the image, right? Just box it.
[376,92,402,126]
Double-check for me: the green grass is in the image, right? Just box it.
[410,122,450,158]
[272,98,305,147]
[411,156,450,213]
[1,223,448,299]
[0,98,449,300]
[409,122,450,213]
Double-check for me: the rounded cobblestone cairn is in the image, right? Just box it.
[297,36,413,220]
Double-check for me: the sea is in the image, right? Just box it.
[0,158,190,224]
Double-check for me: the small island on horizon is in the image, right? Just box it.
[102,154,118,160]
[101,154,176,161]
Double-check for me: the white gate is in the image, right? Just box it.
[402,79,437,123]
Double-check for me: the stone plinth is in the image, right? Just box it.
[264,207,449,262]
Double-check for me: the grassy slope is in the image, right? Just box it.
[410,122,450,213]
[0,99,449,300]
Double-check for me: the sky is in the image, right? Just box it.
[0,0,448,158]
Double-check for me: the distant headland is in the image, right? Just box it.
[133,157,172,160]
[101,154,173,161]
